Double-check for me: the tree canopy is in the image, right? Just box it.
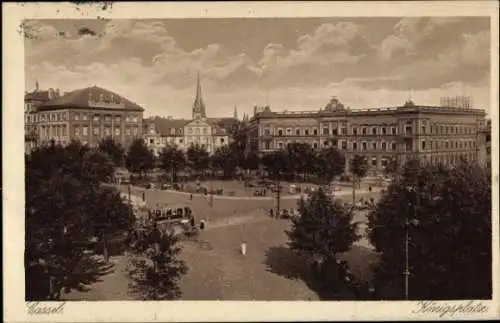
[98,138,126,167]
[186,144,210,176]
[159,145,186,183]
[367,161,491,300]
[126,139,155,177]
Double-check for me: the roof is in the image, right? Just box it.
[144,117,189,136]
[206,117,238,130]
[38,86,145,112]
[25,91,49,102]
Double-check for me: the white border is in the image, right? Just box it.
[3,1,499,322]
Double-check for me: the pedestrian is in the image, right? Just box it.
[269,208,274,218]
[369,185,372,192]
[241,241,247,256]
[189,193,193,200]
[190,216,195,228]
[142,191,146,202]
[200,219,205,230]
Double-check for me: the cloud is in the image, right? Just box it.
[25,18,491,117]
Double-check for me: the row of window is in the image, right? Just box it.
[73,126,140,137]
[33,112,140,123]
[263,124,478,137]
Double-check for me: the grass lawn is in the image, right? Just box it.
[62,208,379,301]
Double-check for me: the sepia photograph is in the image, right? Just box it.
[3,1,499,322]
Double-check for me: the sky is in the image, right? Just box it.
[24,17,491,118]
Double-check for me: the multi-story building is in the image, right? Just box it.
[478,119,491,168]
[24,82,61,152]
[249,97,487,175]
[34,86,144,148]
[143,74,237,156]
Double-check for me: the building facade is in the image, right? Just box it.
[144,74,237,156]
[249,97,487,174]
[33,86,144,148]
[478,120,491,168]
[24,82,62,152]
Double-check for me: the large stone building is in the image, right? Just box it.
[249,97,487,174]
[478,119,491,168]
[143,74,238,156]
[32,86,144,148]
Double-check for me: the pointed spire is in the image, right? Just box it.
[195,72,202,102]
[35,80,39,92]
[192,72,206,119]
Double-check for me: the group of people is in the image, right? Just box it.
[268,208,300,219]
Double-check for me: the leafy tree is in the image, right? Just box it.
[367,161,491,300]
[242,150,260,173]
[211,145,238,178]
[383,156,400,179]
[261,149,289,213]
[127,222,188,300]
[286,142,314,181]
[286,187,360,298]
[314,147,346,185]
[186,144,210,177]
[82,148,115,183]
[90,188,136,262]
[25,141,135,300]
[98,137,126,167]
[126,138,155,178]
[159,145,186,183]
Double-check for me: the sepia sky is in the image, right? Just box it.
[24,17,491,118]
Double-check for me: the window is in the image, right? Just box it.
[352,142,357,150]
[324,141,329,146]
[341,141,347,149]
[362,142,367,151]
[93,115,99,122]
[323,128,329,135]
[372,142,377,150]
[341,127,347,135]
[405,126,412,134]
[115,116,121,123]
[105,116,111,122]
[179,139,183,144]
[75,126,80,136]
[125,127,131,135]
[149,139,154,144]
[371,157,377,166]
[195,128,200,134]
[392,127,397,135]
[305,129,309,136]
[296,129,300,136]
[313,142,318,149]
[83,114,88,121]
[445,142,449,149]
[125,116,130,122]
[81,126,88,136]
[332,128,338,136]
[105,127,111,136]
[278,142,283,149]
[372,127,377,135]
[353,128,358,135]
[278,129,283,136]
[74,113,80,121]
[265,141,271,150]
[115,128,120,136]
[62,126,67,136]
[421,141,426,150]
[382,142,387,150]
[382,128,387,135]
[93,127,99,135]
[362,128,367,135]
[220,138,225,144]
[421,126,426,134]
[265,129,270,135]
[203,128,207,134]
[313,128,318,136]
[391,142,397,150]
[286,128,292,135]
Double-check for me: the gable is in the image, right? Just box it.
[184,118,211,128]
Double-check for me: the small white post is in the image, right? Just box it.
[241,241,247,256]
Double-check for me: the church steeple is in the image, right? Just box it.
[192,72,206,119]
[35,80,39,92]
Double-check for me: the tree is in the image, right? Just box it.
[349,154,369,204]
[186,144,210,177]
[82,149,115,183]
[286,187,360,298]
[261,149,289,214]
[159,145,186,183]
[367,161,491,300]
[127,222,188,300]
[286,142,314,181]
[126,139,155,178]
[25,141,135,300]
[90,188,136,262]
[211,145,238,178]
[314,147,346,185]
[98,138,126,167]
